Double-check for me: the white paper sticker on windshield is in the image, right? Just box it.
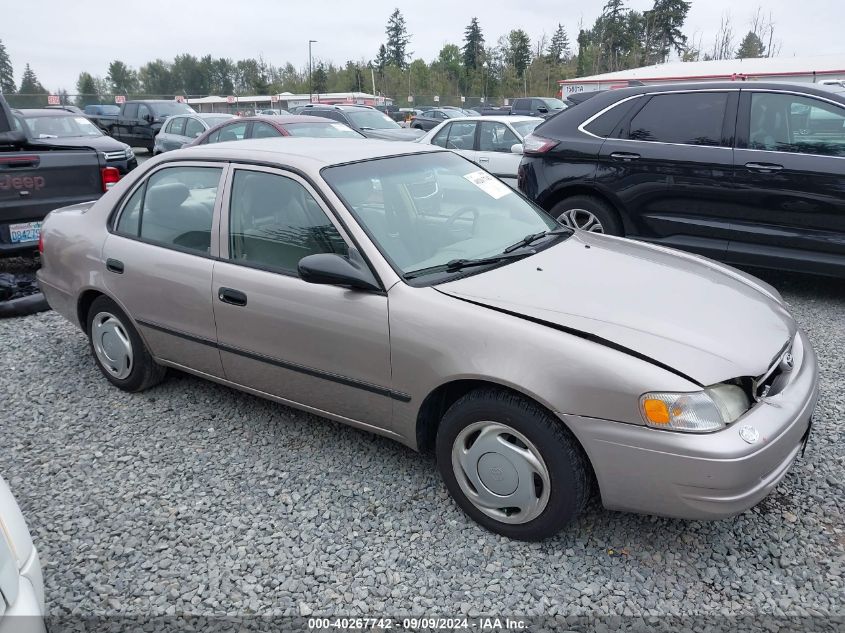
[75,117,92,126]
[331,123,349,131]
[463,170,512,199]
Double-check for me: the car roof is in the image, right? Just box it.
[304,104,374,111]
[431,115,542,124]
[193,112,235,119]
[165,137,444,170]
[16,109,80,117]
[227,114,336,124]
[604,80,845,98]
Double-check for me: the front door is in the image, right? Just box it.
[476,120,523,186]
[103,162,226,376]
[596,90,737,259]
[212,165,393,429]
[730,89,845,274]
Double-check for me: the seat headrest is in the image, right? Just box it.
[146,182,190,211]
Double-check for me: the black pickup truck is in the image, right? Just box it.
[0,94,119,256]
[88,99,195,151]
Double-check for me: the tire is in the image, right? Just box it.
[550,195,623,236]
[86,295,166,392]
[436,388,590,541]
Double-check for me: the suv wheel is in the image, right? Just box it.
[87,296,166,392]
[551,195,622,235]
[436,388,590,541]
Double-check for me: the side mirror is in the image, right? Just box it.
[537,106,548,114]
[510,143,524,155]
[298,250,381,292]
[143,113,153,123]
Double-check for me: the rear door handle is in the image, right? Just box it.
[478,156,490,163]
[745,162,783,173]
[106,258,124,274]
[610,152,641,161]
[218,287,247,307]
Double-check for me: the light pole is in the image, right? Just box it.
[308,39,317,103]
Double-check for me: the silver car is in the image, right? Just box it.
[37,139,819,540]
[153,113,235,154]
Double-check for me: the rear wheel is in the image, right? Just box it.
[86,296,166,392]
[436,388,590,541]
[550,195,622,236]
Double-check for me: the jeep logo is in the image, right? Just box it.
[0,175,46,192]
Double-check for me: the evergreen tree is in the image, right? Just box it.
[138,59,174,96]
[18,64,47,107]
[384,9,410,69]
[736,31,766,58]
[0,39,15,94]
[507,30,531,77]
[375,44,388,73]
[643,0,691,64]
[576,30,590,76]
[462,17,485,71]
[107,60,138,95]
[75,71,99,107]
[312,62,328,94]
[547,24,570,64]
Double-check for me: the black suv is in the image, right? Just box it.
[510,97,568,118]
[299,104,422,141]
[519,82,845,277]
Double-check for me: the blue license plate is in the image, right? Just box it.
[9,222,42,244]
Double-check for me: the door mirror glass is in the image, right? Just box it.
[510,143,524,154]
[298,252,380,291]
[537,106,548,114]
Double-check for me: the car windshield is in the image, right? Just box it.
[541,98,567,110]
[23,114,102,138]
[154,102,195,116]
[203,116,233,127]
[322,152,559,281]
[511,120,542,138]
[346,109,401,130]
[284,122,364,138]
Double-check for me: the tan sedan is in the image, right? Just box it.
[37,139,818,540]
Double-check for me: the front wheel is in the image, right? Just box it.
[87,295,166,392]
[550,195,622,235]
[436,388,591,541]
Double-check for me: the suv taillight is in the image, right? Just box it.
[38,230,44,254]
[101,166,121,192]
[522,134,560,155]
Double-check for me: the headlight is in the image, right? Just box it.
[126,148,134,158]
[640,384,750,433]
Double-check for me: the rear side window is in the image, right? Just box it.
[584,98,641,138]
[116,166,222,254]
[627,92,728,146]
[252,122,283,138]
[446,121,476,150]
[123,103,138,118]
[512,99,528,111]
[184,117,204,138]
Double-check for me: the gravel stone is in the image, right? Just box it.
[0,259,842,621]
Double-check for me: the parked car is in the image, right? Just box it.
[298,104,423,140]
[480,105,511,116]
[189,114,365,146]
[258,108,291,115]
[564,90,604,107]
[510,97,568,118]
[409,108,464,131]
[38,138,818,540]
[154,113,235,154]
[44,104,85,115]
[418,115,543,187]
[0,475,45,631]
[442,106,480,116]
[0,96,122,256]
[519,81,845,277]
[83,104,121,118]
[88,100,196,151]
[15,109,137,174]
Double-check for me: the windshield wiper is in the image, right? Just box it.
[502,226,573,253]
[404,249,536,280]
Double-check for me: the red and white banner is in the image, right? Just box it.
[270,95,279,103]
[175,95,185,103]
[226,95,236,104]
[115,95,126,104]
[47,95,60,105]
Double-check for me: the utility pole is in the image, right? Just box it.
[308,39,317,102]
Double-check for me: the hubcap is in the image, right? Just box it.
[451,421,551,525]
[91,311,133,380]
[558,208,604,233]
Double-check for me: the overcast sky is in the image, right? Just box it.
[4,0,842,91]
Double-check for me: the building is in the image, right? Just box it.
[559,55,845,97]
[186,92,392,113]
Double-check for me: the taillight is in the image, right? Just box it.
[101,166,121,192]
[38,230,44,254]
[522,134,560,155]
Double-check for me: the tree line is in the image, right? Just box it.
[0,2,782,109]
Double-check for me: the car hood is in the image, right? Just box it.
[29,135,128,152]
[363,128,424,141]
[436,231,795,386]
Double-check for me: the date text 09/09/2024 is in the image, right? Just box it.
[307,617,528,630]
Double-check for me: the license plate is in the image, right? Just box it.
[9,221,42,244]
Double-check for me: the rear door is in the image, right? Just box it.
[102,162,226,376]
[182,117,205,146]
[730,89,845,274]
[596,90,737,259]
[163,117,186,151]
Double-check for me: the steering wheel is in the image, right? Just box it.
[444,206,479,232]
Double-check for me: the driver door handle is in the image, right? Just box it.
[745,162,783,173]
[218,287,247,307]
[610,152,641,161]
[478,156,490,163]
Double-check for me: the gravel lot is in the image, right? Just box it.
[0,259,842,623]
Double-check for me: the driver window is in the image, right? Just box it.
[479,121,520,152]
[137,104,151,121]
[749,92,845,157]
[228,170,348,274]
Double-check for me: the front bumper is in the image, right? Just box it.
[563,328,819,520]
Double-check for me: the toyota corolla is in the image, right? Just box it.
[36,138,819,540]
